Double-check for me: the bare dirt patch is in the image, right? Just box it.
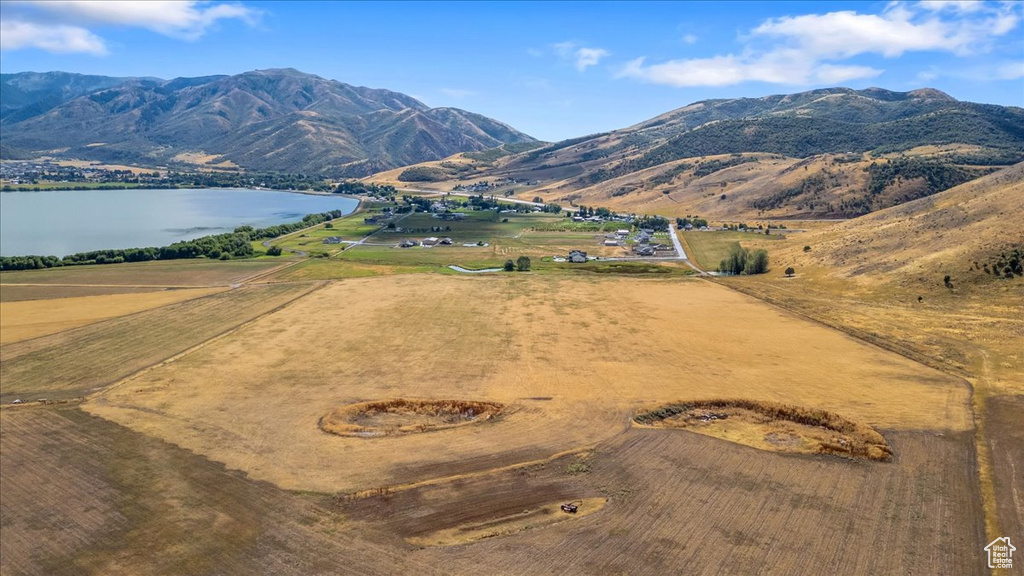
[320,399,505,437]
[407,497,607,547]
[634,399,893,461]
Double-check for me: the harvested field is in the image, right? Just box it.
[0,406,433,576]
[633,399,893,461]
[0,284,167,302]
[320,399,505,437]
[85,275,970,493]
[342,428,985,575]
[0,288,224,345]
[986,395,1024,547]
[0,259,283,287]
[0,283,317,403]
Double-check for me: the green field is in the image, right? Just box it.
[0,181,148,191]
[682,230,784,270]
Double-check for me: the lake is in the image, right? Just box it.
[0,188,359,257]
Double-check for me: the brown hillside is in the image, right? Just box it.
[772,162,1024,289]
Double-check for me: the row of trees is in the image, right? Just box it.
[676,216,708,228]
[634,215,670,231]
[0,209,346,270]
[334,181,396,196]
[718,246,769,275]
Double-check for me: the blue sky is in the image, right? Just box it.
[1,1,1022,141]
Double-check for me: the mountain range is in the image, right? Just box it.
[0,69,535,176]
[370,87,1024,219]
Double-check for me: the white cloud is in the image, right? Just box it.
[619,1,1021,87]
[440,88,477,99]
[574,47,609,71]
[997,61,1024,80]
[917,1,986,13]
[752,2,1019,58]
[617,53,881,87]
[0,0,260,53]
[0,19,107,54]
[550,41,610,72]
[682,33,698,45]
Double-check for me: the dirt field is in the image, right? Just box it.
[0,407,431,576]
[343,427,985,575]
[0,259,284,288]
[0,283,317,403]
[85,275,971,494]
[0,284,176,302]
[986,395,1024,548]
[0,288,224,345]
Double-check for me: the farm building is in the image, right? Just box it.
[323,237,344,244]
[398,240,418,248]
[422,237,439,246]
[635,246,656,256]
[604,240,619,246]
[568,250,588,263]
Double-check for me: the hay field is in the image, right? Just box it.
[0,283,317,403]
[0,288,224,345]
[86,274,971,493]
[0,259,284,287]
[0,407,430,576]
[0,284,172,302]
[394,428,985,576]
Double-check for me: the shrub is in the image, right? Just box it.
[785,267,795,277]
[397,166,450,182]
[516,256,531,272]
[266,245,283,256]
[504,259,515,272]
[803,245,811,252]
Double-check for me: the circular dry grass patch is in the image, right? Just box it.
[320,398,505,438]
[633,398,892,461]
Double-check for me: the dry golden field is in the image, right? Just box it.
[0,284,174,302]
[86,274,970,494]
[0,283,317,403]
[0,259,285,288]
[703,164,1023,548]
[3,164,1017,574]
[0,288,224,345]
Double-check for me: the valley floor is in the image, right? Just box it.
[1,253,1011,575]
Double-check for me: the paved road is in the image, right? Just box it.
[667,222,687,260]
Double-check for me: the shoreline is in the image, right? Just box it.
[1,190,361,259]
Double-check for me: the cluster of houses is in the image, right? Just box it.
[430,202,468,220]
[600,228,633,247]
[363,208,396,225]
[632,229,674,256]
[398,237,454,248]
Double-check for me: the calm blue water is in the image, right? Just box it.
[0,188,358,256]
